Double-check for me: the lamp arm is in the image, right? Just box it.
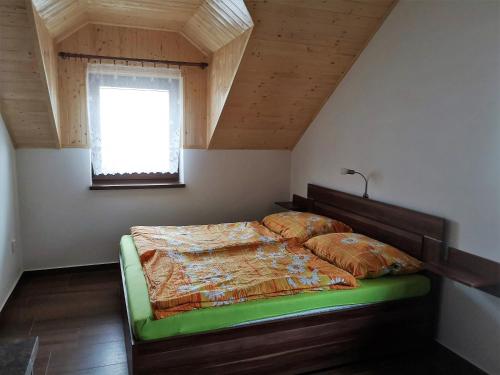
[354,172,369,199]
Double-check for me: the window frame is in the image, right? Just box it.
[86,64,184,190]
[90,168,184,190]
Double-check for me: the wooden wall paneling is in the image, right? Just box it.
[207,29,251,142]
[182,66,207,148]
[58,58,88,147]
[208,0,397,149]
[0,0,59,148]
[57,24,208,72]
[56,24,209,148]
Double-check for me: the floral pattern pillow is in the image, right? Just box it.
[262,211,352,243]
[304,233,422,279]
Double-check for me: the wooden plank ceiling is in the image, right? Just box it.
[208,0,397,149]
[0,0,59,148]
[2,0,253,148]
[2,0,395,149]
[31,0,253,53]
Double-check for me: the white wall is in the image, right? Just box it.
[0,115,23,310]
[291,1,499,374]
[16,148,290,270]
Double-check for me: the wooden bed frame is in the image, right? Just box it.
[120,184,446,374]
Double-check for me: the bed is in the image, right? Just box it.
[120,184,445,374]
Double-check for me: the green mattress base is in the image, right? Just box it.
[120,235,431,341]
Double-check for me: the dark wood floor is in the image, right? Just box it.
[0,265,486,375]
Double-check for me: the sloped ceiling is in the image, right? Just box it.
[0,0,59,148]
[208,0,397,149]
[31,0,253,53]
[184,0,253,54]
[3,0,395,150]
[2,0,252,148]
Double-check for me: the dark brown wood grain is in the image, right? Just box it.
[313,201,425,259]
[447,247,500,280]
[0,265,126,374]
[122,184,449,374]
[292,194,315,211]
[90,181,186,190]
[275,194,314,211]
[425,247,500,295]
[90,169,184,190]
[122,255,435,375]
[307,184,445,240]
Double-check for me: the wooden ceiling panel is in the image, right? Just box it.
[182,0,253,53]
[208,0,397,149]
[87,0,201,12]
[32,0,88,41]
[13,0,394,150]
[31,0,253,53]
[0,0,59,148]
[31,0,252,52]
[31,0,203,42]
[86,0,201,33]
[272,0,396,19]
[207,29,252,140]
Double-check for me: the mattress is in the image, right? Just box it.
[120,235,431,341]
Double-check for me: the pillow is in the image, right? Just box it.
[262,211,352,243]
[304,233,422,279]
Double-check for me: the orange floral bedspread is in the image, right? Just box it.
[131,222,358,319]
[132,222,283,260]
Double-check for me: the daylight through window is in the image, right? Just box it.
[87,64,182,182]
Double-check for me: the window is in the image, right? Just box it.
[87,64,183,189]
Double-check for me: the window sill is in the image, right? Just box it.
[89,181,186,190]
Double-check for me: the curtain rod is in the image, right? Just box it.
[58,52,208,69]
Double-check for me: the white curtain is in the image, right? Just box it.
[87,64,182,175]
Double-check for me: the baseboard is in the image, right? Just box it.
[24,261,119,274]
[0,270,23,313]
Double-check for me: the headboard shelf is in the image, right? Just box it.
[425,248,500,296]
[425,261,498,290]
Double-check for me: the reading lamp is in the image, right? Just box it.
[341,168,369,199]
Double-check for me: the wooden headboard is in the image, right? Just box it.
[292,184,446,261]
